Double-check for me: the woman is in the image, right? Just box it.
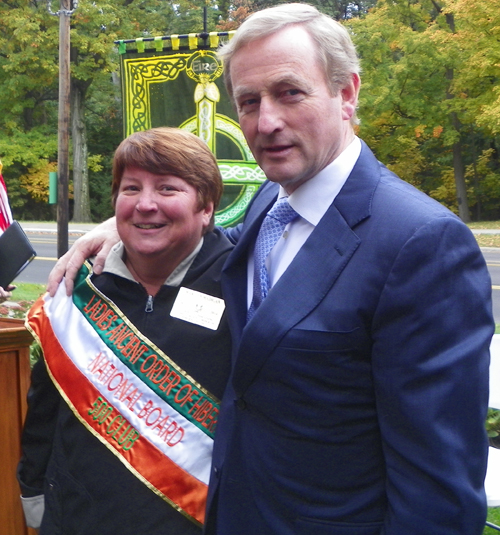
[18,128,233,534]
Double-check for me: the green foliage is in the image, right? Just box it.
[0,0,498,221]
[312,0,378,20]
[430,168,462,215]
[30,340,42,367]
[349,0,500,220]
[20,160,58,202]
[466,148,500,220]
[486,408,500,439]
[0,0,182,222]
[89,163,114,221]
[0,123,58,218]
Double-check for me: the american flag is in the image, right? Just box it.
[0,161,13,233]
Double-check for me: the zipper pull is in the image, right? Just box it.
[145,295,154,313]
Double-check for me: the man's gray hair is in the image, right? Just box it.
[218,3,360,101]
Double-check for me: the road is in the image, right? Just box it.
[12,227,500,324]
[15,230,83,286]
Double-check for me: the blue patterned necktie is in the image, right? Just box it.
[247,197,299,320]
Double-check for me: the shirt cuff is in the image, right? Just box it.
[21,494,44,529]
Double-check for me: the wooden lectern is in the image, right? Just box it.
[0,318,37,535]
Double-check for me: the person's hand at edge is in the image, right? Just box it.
[47,217,119,297]
[0,284,15,303]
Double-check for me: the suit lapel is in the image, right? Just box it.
[233,202,361,395]
[226,141,381,395]
[222,182,279,358]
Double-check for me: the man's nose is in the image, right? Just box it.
[257,98,284,135]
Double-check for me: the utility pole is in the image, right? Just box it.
[57,0,70,258]
[48,0,78,257]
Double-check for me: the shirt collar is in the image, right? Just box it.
[102,238,204,287]
[282,136,362,226]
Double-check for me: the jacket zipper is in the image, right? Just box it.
[145,295,154,313]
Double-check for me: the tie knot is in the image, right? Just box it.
[268,196,298,226]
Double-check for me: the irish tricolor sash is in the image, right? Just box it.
[26,263,220,526]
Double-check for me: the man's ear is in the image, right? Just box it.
[341,73,361,121]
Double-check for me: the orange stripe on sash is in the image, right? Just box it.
[27,297,207,525]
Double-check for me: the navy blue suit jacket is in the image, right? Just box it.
[205,141,493,534]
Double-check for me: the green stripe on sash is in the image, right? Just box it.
[72,263,219,439]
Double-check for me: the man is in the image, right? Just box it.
[49,4,493,534]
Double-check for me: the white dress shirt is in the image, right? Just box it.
[247,137,362,308]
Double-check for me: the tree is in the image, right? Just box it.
[0,0,59,218]
[349,0,500,221]
[0,0,182,221]
[444,0,500,220]
[67,0,179,222]
[311,0,377,20]
[429,0,470,221]
[0,0,498,222]
[215,0,376,29]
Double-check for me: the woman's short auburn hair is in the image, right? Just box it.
[112,127,223,230]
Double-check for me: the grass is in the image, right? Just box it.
[469,222,500,229]
[10,282,46,302]
[486,508,500,533]
[0,282,46,320]
[468,221,500,248]
[475,235,500,248]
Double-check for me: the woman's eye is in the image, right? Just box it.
[122,185,139,192]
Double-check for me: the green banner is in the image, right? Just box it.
[118,33,265,227]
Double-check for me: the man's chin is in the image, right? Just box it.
[262,169,309,194]
[260,164,293,185]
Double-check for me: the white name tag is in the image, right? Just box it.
[170,287,226,331]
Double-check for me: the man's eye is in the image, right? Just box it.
[284,89,302,97]
[238,98,259,111]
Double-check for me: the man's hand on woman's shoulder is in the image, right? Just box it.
[47,217,119,296]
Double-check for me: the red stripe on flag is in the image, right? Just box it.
[0,174,13,232]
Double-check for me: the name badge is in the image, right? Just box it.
[170,287,226,331]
